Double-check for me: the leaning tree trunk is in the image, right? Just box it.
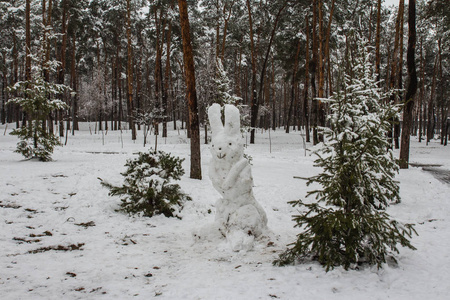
[399,0,417,169]
[178,0,202,180]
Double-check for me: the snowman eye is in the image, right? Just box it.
[229,143,232,146]
[212,144,214,147]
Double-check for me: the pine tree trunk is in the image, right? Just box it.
[388,0,403,147]
[418,37,424,142]
[126,0,136,140]
[437,40,446,145]
[304,15,311,143]
[12,29,19,125]
[286,37,301,134]
[70,36,78,136]
[25,0,31,82]
[220,0,235,61]
[394,0,405,149]
[178,0,202,180]
[317,0,326,140]
[399,0,417,169]
[324,0,335,98]
[246,0,258,144]
[116,44,122,130]
[271,56,276,131]
[427,55,438,143]
[136,54,142,131]
[1,54,6,124]
[375,0,382,82]
[24,0,31,128]
[311,0,319,145]
[154,8,163,136]
[163,23,172,138]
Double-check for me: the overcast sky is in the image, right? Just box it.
[384,0,399,7]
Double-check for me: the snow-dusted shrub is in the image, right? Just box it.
[100,150,191,218]
[275,39,416,271]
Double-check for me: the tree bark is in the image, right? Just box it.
[286,37,301,133]
[324,0,335,97]
[304,15,311,143]
[427,55,438,143]
[163,22,172,138]
[25,0,31,82]
[246,0,258,144]
[375,0,382,82]
[178,0,202,180]
[1,53,6,124]
[399,0,417,169]
[388,0,404,147]
[23,0,31,128]
[394,0,405,149]
[126,0,136,140]
[311,0,319,145]
[220,0,236,61]
[418,37,424,142]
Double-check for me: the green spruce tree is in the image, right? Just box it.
[8,55,69,161]
[275,39,416,271]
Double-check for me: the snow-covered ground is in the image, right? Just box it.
[1,122,449,300]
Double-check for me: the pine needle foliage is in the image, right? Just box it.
[8,70,69,161]
[214,59,241,106]
[274,40,417,271]
[100,150,191,218]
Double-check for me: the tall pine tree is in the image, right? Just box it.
[8,27,69,161]
[275,38,416,271]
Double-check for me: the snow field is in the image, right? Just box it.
[1,122,449,299]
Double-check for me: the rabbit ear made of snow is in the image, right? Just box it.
[208,103,224,134]
[224,104,240,136]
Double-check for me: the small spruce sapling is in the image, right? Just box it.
[100,150,191,218]
[8,57,69,161]
[274,39,416,271]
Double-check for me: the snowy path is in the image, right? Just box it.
[417,166,450,185]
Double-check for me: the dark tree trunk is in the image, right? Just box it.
[163,23,172,138]
[126,0,136,140]
[427,55,438,143]
[311,0,319,145]
[246,0,258,144]
[1,53,6,124]
[375,0,382,82]
[286,37,301,134]
[399,0,417,169]
[178,0,202,180]
[304,15,311,143]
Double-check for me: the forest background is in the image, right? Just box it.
[0,0,448,163]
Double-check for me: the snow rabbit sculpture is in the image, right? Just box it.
[207,103,268,251]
